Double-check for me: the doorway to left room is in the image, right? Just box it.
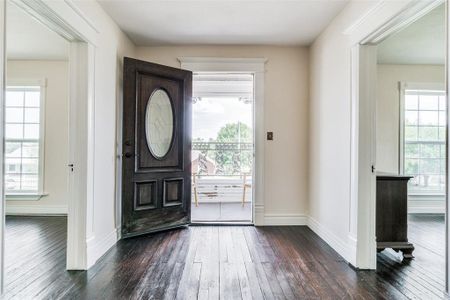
[3,2,70,296]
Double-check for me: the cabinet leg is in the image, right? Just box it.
[402,248,414,259]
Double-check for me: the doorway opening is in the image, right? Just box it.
[3,0,71,294]
[352,0,448,294]
[1,0,95,293]
[191,73,254,223]
[374,3,446,291]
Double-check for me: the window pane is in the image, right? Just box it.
[5,142,21,158]
[22,158,38,174]
[24,108,39,123]
[21,174,38,191]
[425,175,441,190]
[419,111,438,126]
[439,96,446,110]
[25,91,40,107]
[5,158,20,174]
[5,124,23,139]
[420,159,440,174]
[439,111,446,126]
[24,124,39,139]
[439,127,446,141]
[405,126,418,141]
[419,95,439,110]
[22,142,39,158]
[4,87,42,194]
[409,175,420,187]
[404,158,418,174]
[418,126,438,141]
[405,95,418,110]
[5,174,21,191]
[405,111,418,125]
[6,91,23,106]
[420,144,440,158]
[404,143,419,158]
[5,108,24,123]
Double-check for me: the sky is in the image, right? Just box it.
[192,97,253,141]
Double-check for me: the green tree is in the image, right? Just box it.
[215,122,253,175]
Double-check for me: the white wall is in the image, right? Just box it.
[376,64,445,174]
[136,46,310,222]
[308,0,415,264]
[5,60,69,215]
[72,0,136,266]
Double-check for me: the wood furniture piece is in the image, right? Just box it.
[242,173,252,206]
[192,173,199,207]
[376,173,415,259]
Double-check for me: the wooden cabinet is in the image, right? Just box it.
[376,174,414,259]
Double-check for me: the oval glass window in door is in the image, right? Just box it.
[145,89,174,158]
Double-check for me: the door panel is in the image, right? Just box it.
[122,57,192,238]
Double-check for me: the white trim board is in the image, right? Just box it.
[86,228,118,268]
[307,217,356,264]
[178,57,267,73]
[263,214,308,226]
[5,204,67,215]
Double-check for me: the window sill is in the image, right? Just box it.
[408,193,445,198]
[5,193,48,201]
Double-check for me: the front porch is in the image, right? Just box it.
[191,174,253,222]
[191,202,252,222]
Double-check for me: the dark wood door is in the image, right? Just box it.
[122,57,192,238]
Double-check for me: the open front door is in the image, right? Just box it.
[122,57,192,238]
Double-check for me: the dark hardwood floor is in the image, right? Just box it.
[3,214,447,299]
[4,216,68,299]
[376,214,446,299]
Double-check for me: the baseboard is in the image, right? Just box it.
[5,204,68,216]
[264,213,308,226]
[307,216,353,263]
[254,205,264,226]
[86,228,118,268]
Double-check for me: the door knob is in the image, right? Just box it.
[124,152,133,158]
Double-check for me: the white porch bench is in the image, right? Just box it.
[192,174,252,206]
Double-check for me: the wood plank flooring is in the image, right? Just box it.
[3,215,447,299]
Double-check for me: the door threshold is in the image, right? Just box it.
[190,221,253,226]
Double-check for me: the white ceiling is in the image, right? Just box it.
[98,0,349,46]
[377,4,445,65]
[6,2,69,60]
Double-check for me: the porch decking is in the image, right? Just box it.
[191,175,253,222]
[191,202,252,222]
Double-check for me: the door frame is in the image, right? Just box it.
[0,0,100,290]
[179,57,266,225]
[349,0,448,287]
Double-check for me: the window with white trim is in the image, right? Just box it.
[4,85,44,195]
[402,85,446,194]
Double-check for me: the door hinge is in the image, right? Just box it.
[371,165,376,173]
